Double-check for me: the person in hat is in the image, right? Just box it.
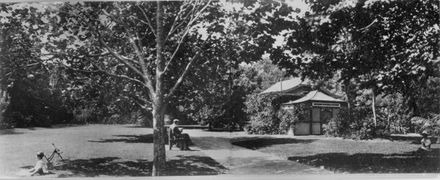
[170,119,191,150]
[419,130,432,152]
[29,152,48,176]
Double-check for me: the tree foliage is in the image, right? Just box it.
[273,0,439,106]
[270,0,439,137]
[35,0,299,175]
[0,3,73,128]
[163,0,299,128]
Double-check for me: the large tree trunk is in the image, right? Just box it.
[151,103,166,176]
[152,0,166,176]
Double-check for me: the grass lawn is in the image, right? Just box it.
[0,124,226,177]
[231,136,440,173]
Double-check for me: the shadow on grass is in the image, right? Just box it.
[232,137,316,150]
[203,129,243,132]
[20,165,34,169]
[0,129,25,135]
[88,134,153,143]
[288,149,440,173]
[89,134,196,148]
[124,125,148,129]
[165,155,227,176]
[51,155,226,177]
[388,136,438,144]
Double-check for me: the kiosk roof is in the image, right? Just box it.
[283,90,345,104]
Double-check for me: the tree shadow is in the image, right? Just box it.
[231,137,316,150]
[388,135,438,144]
[124,125,148,129]
[288,149,440,173]
[0,129,25,135]
[88,134,153,143]
[203,128,243,132]
[165,155,227,176]
[20,165,34,169]
[49,155,226,177]
[53,157,150,177]
[49,124,85,129]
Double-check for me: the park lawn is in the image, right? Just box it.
[231,136,440,173]
[0,124,226,177]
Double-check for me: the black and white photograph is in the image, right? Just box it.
[0,0,439,178]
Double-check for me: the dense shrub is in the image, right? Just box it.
[323,107,390,140]
[415,77,440,117]
[376,93,410,134]
[244,94,281,134]
[323,108,352,137]
[277,109,298,134]
[3,79,73,128]
[322,118,341,137]
[0,101,13,129]
[73,107,96,124]
[244,91,307,135]
[411,113,440,136]
[277,104,305,134]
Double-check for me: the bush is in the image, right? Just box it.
[322,118,340,137]
[277,104,306,134]
[73,107,96,124]
[411,113,440,136]
[323,108,353,137]
[277,109,298,134]
[322,107,390,140]
[0,101,14,129]
[244,94,281,134]
[376,93,410,134]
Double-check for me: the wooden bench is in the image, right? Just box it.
[168,127,184,150]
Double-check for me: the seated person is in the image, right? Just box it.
[169,119,191,150]
[419,130,432,152]
[29,152,49,176]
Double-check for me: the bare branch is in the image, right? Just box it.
[98,68,146,87]
[136,3,157,38]
[98,37,144,77]
[163,29,190,73]
[163,0,212,74]
[130,32,155,89]
[165,2,189,42]
[101,8,156,97]
[185,0,212,30]
[165,3,197,42]
[123,93,152,111]
[26,62,41,67]
[41,52,111,58]
[166,51,201,99]
[61,62,147,89]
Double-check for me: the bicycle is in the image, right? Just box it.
[44,143,64,169]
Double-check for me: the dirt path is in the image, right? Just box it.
[187,130,332,175]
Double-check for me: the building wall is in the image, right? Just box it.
[292,101,345,135]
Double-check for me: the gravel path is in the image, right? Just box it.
[187,129,332,175]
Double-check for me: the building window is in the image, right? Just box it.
[312,102,341,108]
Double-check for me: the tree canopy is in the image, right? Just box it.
[273,0,439,100]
